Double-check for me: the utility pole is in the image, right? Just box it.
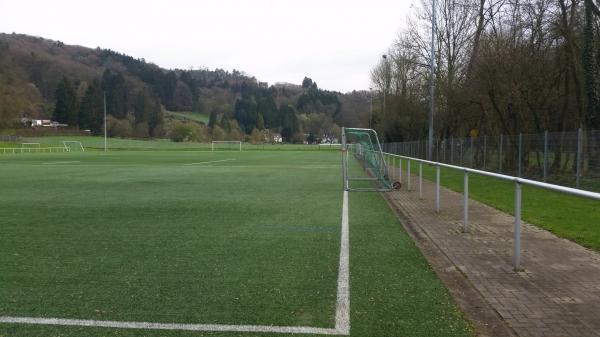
[104,91,107,153]
[428,0,436,160]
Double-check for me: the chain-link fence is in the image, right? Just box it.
[383,129,600,192]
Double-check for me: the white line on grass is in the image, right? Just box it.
[335,190,351,334]
[41,161,81,165]
[0,191,351,335]
[0,317,340,335]
[183,158,236,166]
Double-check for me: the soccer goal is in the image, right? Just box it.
[341,127,400,192]
[61,141,85,152]
[21,143,41,153]
[211,141,242,152]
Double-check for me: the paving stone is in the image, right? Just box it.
[386,171,600,337]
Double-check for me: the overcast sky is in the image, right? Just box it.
[0,0,410,93]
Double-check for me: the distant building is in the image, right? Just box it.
[258,82,268,89]
[27,119,67,128]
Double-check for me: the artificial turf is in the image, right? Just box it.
[0,150,472,337]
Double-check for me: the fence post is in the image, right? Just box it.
[443,139,446,163]
[436,165,440,213]
[499,134,503,173]
[407,159,411,191]
[514,181,522,271]
[577,128,582,188]
[470,137,474,167]
[459,139,463,165]
[543,130,548,182]
[419,163,423,199]
[518,133,523,177]
[483,135,487,170]
[463,171,469,233]
[451,137,454,164]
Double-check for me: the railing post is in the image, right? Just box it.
[543,130,548,182]
[463,171,469,233]
[407,159,411,191]
[436,165,440,213]
[576,128,582,188]
[514,181,522,271]
[399,158,402,181]
[518,133,523,177]
[419,163,423,199]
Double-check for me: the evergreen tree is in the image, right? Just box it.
[101,70,128,118]
[147,95,163,137]
[280,104,297,142]
[53,77,78,126]
[78,80,104,133]
[208,109,218,128]
[257,113,265,130]
[134,89,152,123]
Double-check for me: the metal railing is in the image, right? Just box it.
[0,147,68,154]
[383,152,600,271]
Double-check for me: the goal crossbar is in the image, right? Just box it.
[211,141,242,152]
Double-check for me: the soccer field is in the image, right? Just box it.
[0,150,472,337]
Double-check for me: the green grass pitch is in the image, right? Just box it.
[0,150,472,337]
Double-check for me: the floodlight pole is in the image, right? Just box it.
[428,0,436,161]
[103,91,107,153]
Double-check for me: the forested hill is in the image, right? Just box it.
[0,33,369,141]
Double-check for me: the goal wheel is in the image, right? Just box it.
[392,181,402,190]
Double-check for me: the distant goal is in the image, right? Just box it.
[20,143,41,153]
[211,141,242,152]
[62,141,85,152]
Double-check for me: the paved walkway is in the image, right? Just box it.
[386,171,600,337]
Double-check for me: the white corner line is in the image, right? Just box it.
[183,158,236,166]
[0,190,351,336]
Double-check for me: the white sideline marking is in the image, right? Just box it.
[335,190,351,334]
[41,161,81,165]
[183,158,236,166]
[0,191,351,335]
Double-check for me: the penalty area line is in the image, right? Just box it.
[183,158,236,166]
[0,191,351,335]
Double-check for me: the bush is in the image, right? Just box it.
[168,121,194,142]
[106,115,133,138]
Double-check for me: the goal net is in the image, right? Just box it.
[21,143,41,153]
[62,141,85,152]
[212,141,242,152]
[342,127,399,192]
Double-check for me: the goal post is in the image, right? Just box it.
[211,141,242,152]
[61,141,85,152]
[20,143,41,153]
[342,127,399,192]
